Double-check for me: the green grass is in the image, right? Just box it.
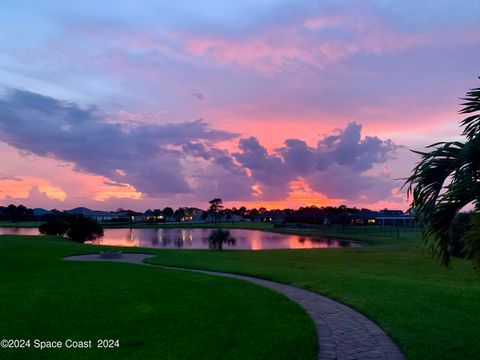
[3,226,480,360]
[0,235,316,360]
[145,232,480,360]
[0,220,44,228]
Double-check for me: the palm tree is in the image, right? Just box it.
[208,198,224,224]
[405,79,480,267]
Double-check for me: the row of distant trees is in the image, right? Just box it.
[0,204,33,222]
[0,202,393,225]
[138,203,265,223]
[141,200,382,224]
[204,199,389,225]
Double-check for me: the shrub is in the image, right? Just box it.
[39,215,103,243]
[39,218,69,236]
[65,215,104,243]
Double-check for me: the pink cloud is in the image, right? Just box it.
[51,12,432,78]
[2,5,478,212]
[0,177,66,202]
[303,15,347,30]
[177,14,428,75]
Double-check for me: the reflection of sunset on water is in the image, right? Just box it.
[249,231,263,250]
[85,228,139,247]
[86,228,360,250]
[0,227,361,250]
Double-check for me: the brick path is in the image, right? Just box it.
[64,253,406,360]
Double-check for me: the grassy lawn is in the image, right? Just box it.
[3,227,480,360]
[0,220,44,228]
[0,235,316,360]
[144,231,480,360]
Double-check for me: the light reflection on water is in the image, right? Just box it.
[0,227,39,236]
[88,228,359,250]
[0,227,361,250]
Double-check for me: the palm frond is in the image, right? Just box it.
[405,78,480,267]
[460,81,480,139]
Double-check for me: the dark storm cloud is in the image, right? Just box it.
[233,137,293,199]
[0,88,237,196]
[182,141,212,160]
[235,137,290,186]
[234,122,399,201]
[0,88,400,202]
[315,123,398,172]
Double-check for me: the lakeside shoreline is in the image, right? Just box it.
[0,220,421,246]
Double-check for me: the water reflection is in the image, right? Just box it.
[0,228,39,236]
[87,228,359,250]
[0,227,361,250]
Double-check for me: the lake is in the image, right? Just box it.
[0,227,361,250]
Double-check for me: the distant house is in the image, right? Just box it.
[378,209,404,217]
[162,207,206,222]
[351,211,379,225]
[376,210,416,227]
[200,211,244,223]
[65,207,120,222]
[350,209,417,227]
[144,209,155,218]
[254,210,285,223]
[187,207,205,222]
[144,210,165,222]
[174,207,205,222]
[114,210,144,222]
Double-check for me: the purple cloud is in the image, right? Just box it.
[234,122,399,201]
[0,88,400,203]
[0,88,237,197]
[233,137,293,199]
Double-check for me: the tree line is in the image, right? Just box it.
[0,204,33,222]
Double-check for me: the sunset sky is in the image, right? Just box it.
[0,1,479,211]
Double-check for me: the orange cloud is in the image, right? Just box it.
[0,177,66,201]
[226,180,408,211]
[94,181,142,201]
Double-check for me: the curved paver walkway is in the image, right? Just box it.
[64,253,405,360]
